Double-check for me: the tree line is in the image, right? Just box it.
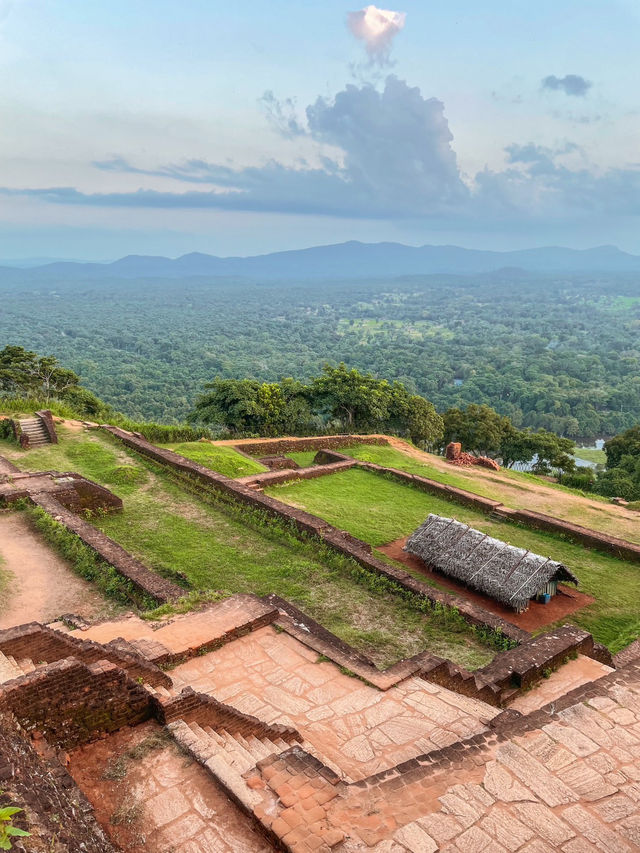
[3,345,640,499]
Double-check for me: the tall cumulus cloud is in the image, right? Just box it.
[347,5,406,65]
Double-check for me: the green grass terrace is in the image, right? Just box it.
[264,466,640,653]
[0,424,495,670]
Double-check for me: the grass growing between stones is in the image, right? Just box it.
[0,427,494,669]
[159,442,267,478]
[265,467,640,653]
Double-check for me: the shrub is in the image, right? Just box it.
[558,469,596,491]
[104,465,148,486]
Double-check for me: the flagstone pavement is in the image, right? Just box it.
[170,625,500,782]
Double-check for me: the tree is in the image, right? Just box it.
[310,364,393,432]
[442,404,511,458]
[604,425,640,469]
[0,346,79,399]
[388,386,443,447]
[190,377,311,436]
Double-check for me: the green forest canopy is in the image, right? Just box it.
[0,271,639,438]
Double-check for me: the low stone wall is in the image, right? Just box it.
[231,434,389,456]
[357,461,502,513]
[156,685,301,744]
[0,622,172,688]
[266,595,606,707]
[0,658,152,749]
[478,624,612,690]
[236,458,356,488]
[31,492,183,605]
[0,712,115,852]
[512,508,640,563]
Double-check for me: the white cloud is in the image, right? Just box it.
[347,5,406,66]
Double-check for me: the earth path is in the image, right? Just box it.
[0,512,118,628]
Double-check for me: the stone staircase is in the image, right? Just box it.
[18,416,51,448]
[0,650,38,683]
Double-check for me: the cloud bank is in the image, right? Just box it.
[2,73,639,231]
[542,74,592,97]
[347,5,406,65]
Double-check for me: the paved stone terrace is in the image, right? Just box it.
[326,658,640,851]
[170,625,501,782]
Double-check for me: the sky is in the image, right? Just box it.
[0,0,638,260]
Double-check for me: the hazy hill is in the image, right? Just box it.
[3,241,640,281]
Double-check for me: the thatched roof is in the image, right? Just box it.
[405,514,578,611]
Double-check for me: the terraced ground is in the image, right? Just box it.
[264,464,640,652]
[0,424,494,670]
[285,441,640,544]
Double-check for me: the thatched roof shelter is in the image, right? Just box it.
[405,514,578,612]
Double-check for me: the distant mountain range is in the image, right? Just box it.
[3,241,640,281]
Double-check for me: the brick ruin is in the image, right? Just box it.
[445,440,501,471]
[2,426,640,850]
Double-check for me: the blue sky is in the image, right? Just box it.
[0,0,638,259]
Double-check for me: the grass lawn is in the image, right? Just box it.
[160,442,267,478]
[574,447,607,465]
[333,442,640,545]
[286,450,319,468]
[0,425,493,670]
[265,467,640,653]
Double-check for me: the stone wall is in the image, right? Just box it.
[155,685,301,744]
[0,712,115,852]
[0,622,172,688]
[31,492,183,604]
[236,458,356,488]
[512,508,640,563]
[0,658,152,749]
[231,434,389,456]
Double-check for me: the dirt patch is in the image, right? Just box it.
[378,536,595,632]
[381,435,640,544]
[0,512,119,628]
[68,720,272,852]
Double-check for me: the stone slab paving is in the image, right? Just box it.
[326,661,640,851]
[81,594,277,660]
[170,625,500,782]
[68,721,272,852]
[508,655,614,716]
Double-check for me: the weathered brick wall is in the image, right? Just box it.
[0,622,172,688]
[0,713,115,852]
[35,409,58,444]
[512,508,640,563]
[232,434,389,456]
[157,686,301,743]
[0,658,152,749]
[237,458,356,487]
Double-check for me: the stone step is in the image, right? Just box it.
[0,652,22,683]
[0,652,37,683]
[167,719,264,813]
